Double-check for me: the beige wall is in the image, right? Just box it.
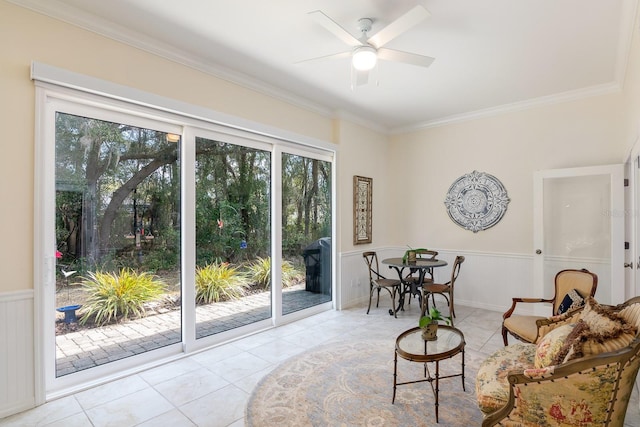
[336,120,393,253]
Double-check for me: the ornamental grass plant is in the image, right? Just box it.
[247,256,299,289]
[80,268,166,326]
[195,262,250,304]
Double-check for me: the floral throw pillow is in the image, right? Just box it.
[535,323,576,368]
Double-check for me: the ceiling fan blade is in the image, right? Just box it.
[295,50,352,65]
[368,5,430,48]
[308,10,362,47]
[378,48,435,68]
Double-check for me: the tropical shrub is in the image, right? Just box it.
[195,262,249,304]
[79,268,166,325]
[247,257,271,289]
[247,256,300,289]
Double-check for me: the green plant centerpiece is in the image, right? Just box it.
[402,246,428,264]
[419,307,451,341]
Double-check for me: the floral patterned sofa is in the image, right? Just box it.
[476,296,640,426]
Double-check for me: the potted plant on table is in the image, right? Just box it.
[419,307,451,341]
[402,246,429,264]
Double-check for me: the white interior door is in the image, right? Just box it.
[626,152,640,300]
[533,165,624,312]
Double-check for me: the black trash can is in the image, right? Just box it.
[302,237,331,294]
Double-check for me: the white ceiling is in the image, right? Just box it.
[11,0,638,133]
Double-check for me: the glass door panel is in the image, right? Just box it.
[281,153,332,315]
[54,112,181,377]
[195,137,271,338]
[543,175,610,289]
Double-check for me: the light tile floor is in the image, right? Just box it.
[3,296,640,426]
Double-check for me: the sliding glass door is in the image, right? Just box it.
[54,112,181,377]
[39,86,335,396]
[195,136,272,339]
[281,152,332,315]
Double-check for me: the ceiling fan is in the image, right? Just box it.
[301,5,435,86]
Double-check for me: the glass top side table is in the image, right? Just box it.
[393,325,466,423]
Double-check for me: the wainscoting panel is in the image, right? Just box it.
[339,248,533,314]
[0,290,35,418]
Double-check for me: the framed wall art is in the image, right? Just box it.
[353,175,372,244]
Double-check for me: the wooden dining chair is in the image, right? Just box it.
[421,255,465,319]
[403,249,438,307]
[363,251,402,317]
[404,249,438,283]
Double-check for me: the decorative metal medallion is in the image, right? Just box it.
[444,170,510,233]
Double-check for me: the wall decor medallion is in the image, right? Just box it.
[353,176,372,244]
[444,170,510,233]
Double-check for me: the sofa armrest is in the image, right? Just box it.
[481,338,640,427]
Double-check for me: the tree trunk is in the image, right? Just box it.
[98,149,177,255]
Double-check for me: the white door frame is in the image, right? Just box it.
[533,165,625,310]
[626,138,640,299]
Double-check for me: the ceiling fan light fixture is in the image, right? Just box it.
[352,45,377,71]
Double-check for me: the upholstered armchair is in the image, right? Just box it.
[502,268,598,345]
[477,296,640,426]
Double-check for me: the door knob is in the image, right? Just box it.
[624,263,633,269]
[535,249,542,255]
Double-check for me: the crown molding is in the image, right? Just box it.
[332,109,389,134]
[391,82,622,134]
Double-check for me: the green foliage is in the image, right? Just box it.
[194,140,272,264]
[55,114,332,280]
[247,257,300,289]
[195,262,249,304]
[248,257,271,288]
[419,307,451,328]
[141,248,179,272]
[401,246,429,263]
[281,154,332,255]
[281,261,302,288]
[79,268,166,326]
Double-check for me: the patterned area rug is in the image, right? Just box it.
[246,339,485,426]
